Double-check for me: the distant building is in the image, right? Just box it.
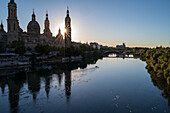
[101,45,109,49]
[0,0,72,51]
[116,43,126,49]
[72,42,81,48]
[90,42,101,50]
[97,45,101,50]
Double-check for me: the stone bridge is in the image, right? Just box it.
[103,49,133,54]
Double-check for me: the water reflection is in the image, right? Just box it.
[65,70,71,102]
[0,57,99,113]
[0,54,169,113]
[27,72,41,101]
[0,74,25,113]
[45,75,51,98]
[146,67,170,106]
[108,53,139,59]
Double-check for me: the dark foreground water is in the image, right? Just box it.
[0,57,169,113]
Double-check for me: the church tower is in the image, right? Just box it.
[0,21,4,30]
[56,27,63,40]
[7,0,20,42]
[27,9,40,36]
[43,11,52,38]
[65,7,72,48]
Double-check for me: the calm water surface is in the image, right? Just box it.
[0,57,169,113]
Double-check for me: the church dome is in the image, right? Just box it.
[27,21,40,34]
[27,10,40,35]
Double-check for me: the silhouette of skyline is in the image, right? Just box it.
[0,0,170,47]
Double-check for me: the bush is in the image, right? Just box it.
[167,77,170,85]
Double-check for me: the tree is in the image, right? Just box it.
[35,44,51,55]
[10,41,26,55]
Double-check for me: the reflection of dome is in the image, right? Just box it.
[27,10,40,35]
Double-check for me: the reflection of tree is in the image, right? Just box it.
[147,67,170,106]
[140,48,170,106]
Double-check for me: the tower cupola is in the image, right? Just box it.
[32,9,36,21]
[0,21,4,30]
[43,11,52,38]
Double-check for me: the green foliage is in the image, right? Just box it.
[140,47,170,84]
[164,68,170,78]
[143,48,170,105]
[10,41,26,55]
[27,47,32,52]
[34,43,101,58]
[35,44,51,55]
[167,77,170,85]
[157,70,164,78]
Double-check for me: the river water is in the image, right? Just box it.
[0,56,169,113]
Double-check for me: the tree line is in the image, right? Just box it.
[139,47,170,105]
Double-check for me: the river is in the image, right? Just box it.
[0,55,169,113]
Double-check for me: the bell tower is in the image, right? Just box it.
[65,7,72,48]
[7,0,20,42]
[43,11,52,38]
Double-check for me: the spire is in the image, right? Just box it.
[66,6,69,17]
[0,20,4,30]
[46,10,48,19]
[44,11,52,37]
[32,9,36,21]
[33,9,34,15]
[59,27,61,34]
[46,10,48,17]
[44,10,49,29]
[10,0,14,3]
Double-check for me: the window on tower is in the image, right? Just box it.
[14,9,16,16]
[14,24,16,30]
[8,23,11,31]
[11,9,13,16]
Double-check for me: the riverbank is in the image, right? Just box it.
[0,55,169,113]
[139,47,170,105]
[0,50,104,76]
[139,47,170,84]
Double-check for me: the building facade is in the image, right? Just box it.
[116,43,126,49]
[0,0,72,51]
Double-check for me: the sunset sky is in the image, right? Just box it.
[0,0,170,47]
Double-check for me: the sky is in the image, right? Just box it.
[0,0,170,47]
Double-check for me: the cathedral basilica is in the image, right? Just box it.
[0,0,72,51]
